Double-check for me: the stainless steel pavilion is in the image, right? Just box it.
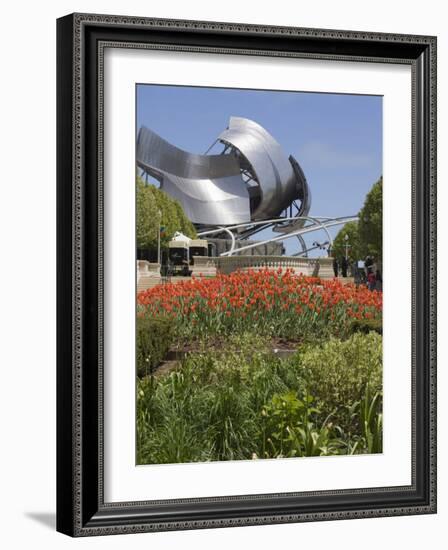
[137,117,355,256]
[136,117,311,230]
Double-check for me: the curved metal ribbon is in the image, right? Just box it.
[136,117,311,228]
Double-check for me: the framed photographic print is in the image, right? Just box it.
[56,13,437,536]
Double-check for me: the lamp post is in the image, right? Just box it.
[344,233,350,261]
[157,209,162,267]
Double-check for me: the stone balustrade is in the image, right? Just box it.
[137,260,161,292]
[191,256,217,277]
[214,255,335,278]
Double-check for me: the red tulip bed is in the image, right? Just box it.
[137,268,382,344]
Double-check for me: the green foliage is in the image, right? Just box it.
[359,385,383,453]
[259,391,344,458]
[331,221,361,262]
[332,383,383,455]
[136,177,159,250]
[148,183,197,245]
[330,178,383,264]
[136,175,196,251]
[358,177,383,261]
[291,332,382,429]
[136,315,175,377]
[172,199,197,240]
[136,333,383,464]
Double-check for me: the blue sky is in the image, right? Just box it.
[136,84,382,256]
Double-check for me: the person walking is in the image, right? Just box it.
[367,269,376,291]
[332,258,339,277]
[365,255,373,279]
[375,269,382,291]
[353,261,360,286]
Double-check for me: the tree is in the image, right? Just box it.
[136,176,197,252]
[173,200,197,239]
[331,221,361,261]
[136,177,159,250]
[358,177,382,262]
[146,183,197,246]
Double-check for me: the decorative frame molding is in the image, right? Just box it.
[57,13,436,537]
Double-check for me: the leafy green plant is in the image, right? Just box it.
[258,391,343,458]
[136,315,175,377]
[290,332,382,430]
[262,391,307,457]
[332,384,383,455]
[136,334,383,464]
[359,385,383,453]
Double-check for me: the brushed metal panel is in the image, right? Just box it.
[218,117,298,220]
[136,126,251,225]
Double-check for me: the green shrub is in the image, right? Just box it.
[359,384,383,453]
[137,344,292,464]
[291,332,382,429]
[136,333,383,464]
[136,315,175,377]
[257,391,345,459]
